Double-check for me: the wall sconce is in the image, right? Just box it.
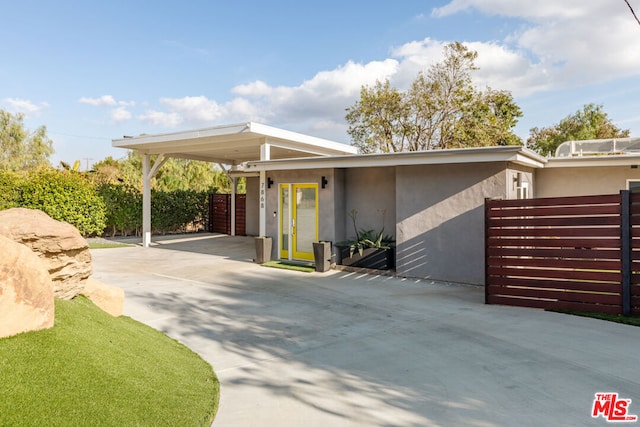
[321,176,328,189]
[512,172,522,190]
[267,177,274,189]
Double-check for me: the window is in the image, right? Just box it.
[627,180,640,193]
[517,182,529,199]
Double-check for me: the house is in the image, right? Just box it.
[113,124,640,285]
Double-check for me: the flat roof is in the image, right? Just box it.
[112,122,357,166]
[243,145,547,171]
[545,154,640,168]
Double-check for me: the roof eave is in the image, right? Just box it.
[245,146,546,171]
[545,155,640,168]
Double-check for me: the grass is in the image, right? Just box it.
[549,310,640,327]
[262,260,316,273]
[0,297,219,426]
[88,242,133,249]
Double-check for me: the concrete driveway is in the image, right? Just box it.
[91,233,640,427]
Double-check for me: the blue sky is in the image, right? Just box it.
[2,0,640,167]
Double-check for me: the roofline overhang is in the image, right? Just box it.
[112,122,357,157]
[244,146,547,171]
[544,155,640,168]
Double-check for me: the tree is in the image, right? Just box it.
[0,109,53,170]
[527,103,630,156]
[92,151,245,193]
[345,42,522,153]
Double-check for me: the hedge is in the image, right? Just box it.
[0,170,211,237]
[0,170,106,236]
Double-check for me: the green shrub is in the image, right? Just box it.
[0,171,23,210]
[98,183,142,236]
[1,169,211,237]
[19,169,107,236]
[151,189,209,233]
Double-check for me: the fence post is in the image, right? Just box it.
[621,190,631,316]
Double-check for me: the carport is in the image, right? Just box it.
[112,122,357,247]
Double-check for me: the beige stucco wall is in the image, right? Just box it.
[536,165,640,197]
[395,162,507,285]
[505,163,534,200]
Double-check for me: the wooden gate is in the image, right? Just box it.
[485,191,640,315]
[209,194,246,236]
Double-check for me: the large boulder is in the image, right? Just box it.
[0,208,92,299]
[0,235,55,338]
[82,278,124,317]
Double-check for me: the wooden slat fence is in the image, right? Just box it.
[485,191,640,315]
[208,194,246,236]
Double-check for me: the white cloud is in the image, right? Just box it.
[133,1,640,140]
[432,0,595,20]
[2,98,49,115]
[429,1,640,96]
[111,106,132,122]
[137,110,183,128]
[79,95,117,107]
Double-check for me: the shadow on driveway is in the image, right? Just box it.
[91,234,640,427]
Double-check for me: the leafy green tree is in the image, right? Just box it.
[346,42,522,153]
[93,151,244,193]
[0,110,53,170]
[527,103,630,156]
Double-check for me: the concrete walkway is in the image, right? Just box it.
[91,233,640,427]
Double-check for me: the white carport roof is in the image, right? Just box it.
[112,122,357,165]
[112,122,356,247]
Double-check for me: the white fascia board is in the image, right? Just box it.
[545,155,640,168]
[252,123,357,155]
[112,122,251,148]
[264,138,356,158]
[245,146,546,171]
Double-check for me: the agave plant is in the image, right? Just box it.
[344,209,395,257]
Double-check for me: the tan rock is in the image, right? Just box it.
[0,208,92,299]
[81,278,124,317]
[0,235,55,338]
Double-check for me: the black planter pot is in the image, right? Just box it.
[335,246,394,270]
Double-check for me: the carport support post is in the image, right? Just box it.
[230,176,237,236]
[141,153,168,248]
[259,142,271,237]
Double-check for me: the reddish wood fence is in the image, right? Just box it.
[485,191,640,315]
[208,194,246,236]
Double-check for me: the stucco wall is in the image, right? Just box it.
[536,165,640,197]
[342,167,396,243]
[245,177,259,236]
[264,168,337,258]
[395,162,507,285]
[505,164,534,200]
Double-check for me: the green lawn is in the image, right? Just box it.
[262,260,316,273]
[550,310,640,327]
[0,297,219,426]
[88,242,133,249]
